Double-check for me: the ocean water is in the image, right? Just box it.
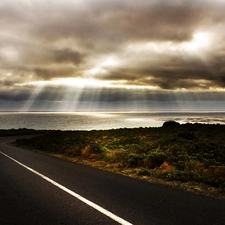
[0,111,225,131]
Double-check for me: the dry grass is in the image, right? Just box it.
[47,151,225,199]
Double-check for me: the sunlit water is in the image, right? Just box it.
[0,111,225,130]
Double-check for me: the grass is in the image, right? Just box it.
[5,122,225,198]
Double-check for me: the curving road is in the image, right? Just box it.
[1,136,225,225]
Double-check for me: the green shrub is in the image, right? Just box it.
[12,123,225,191]
[113,149,129,164]
[145,151,167,169]
[128,153,143,167]
[137,168,152,176]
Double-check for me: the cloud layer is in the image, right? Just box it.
[1,0,225,111]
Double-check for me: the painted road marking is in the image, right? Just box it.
[0,151,133,225]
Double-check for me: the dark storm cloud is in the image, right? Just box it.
[97,49,225,90]
[1,0,225,111]
[21,47,84,66]
[28,0,222,44]
[33,67,76,80]
[52,49,84,64]
[1,84,224,104]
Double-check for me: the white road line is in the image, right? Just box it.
[0,151,133,225]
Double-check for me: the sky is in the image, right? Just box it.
[1,0,225,112]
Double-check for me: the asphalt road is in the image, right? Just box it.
[1,136,225,225]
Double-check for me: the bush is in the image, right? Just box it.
[12,124,225,191]
[137,168,152,176]
[145,151,167,169]
[163,120,180,127]
[128,153,143,167]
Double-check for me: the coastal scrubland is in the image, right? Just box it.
[3,122,225,197]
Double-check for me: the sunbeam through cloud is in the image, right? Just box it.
[0,0,225,112]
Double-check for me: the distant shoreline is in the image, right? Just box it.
[1,111,225,131]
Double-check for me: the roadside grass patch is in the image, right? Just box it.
[11,123,225,198]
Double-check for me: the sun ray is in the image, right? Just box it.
[57,86,84,112]
[20,83,45,111]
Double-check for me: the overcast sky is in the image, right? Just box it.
[1,0,225,111]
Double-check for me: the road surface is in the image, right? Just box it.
[1,136,225,225]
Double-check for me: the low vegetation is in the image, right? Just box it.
[4,122,225,197]
[0,128,43,136]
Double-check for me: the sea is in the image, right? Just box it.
[0,111,225,131]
